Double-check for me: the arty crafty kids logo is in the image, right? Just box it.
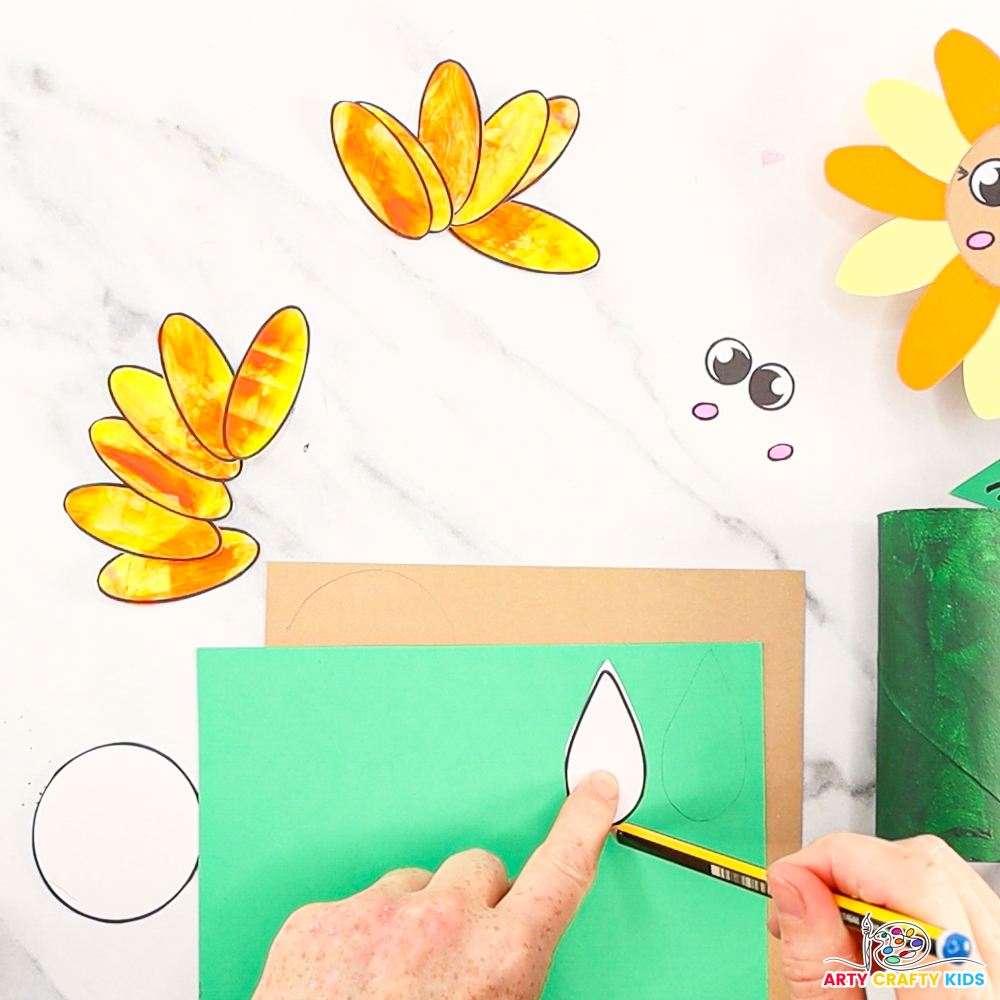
[822,912,985,990]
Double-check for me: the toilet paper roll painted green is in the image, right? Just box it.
[878,508,1000,861]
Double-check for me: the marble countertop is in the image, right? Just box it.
[4,0,1000,996]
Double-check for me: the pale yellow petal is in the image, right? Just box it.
[836,218,957,296]
[963,307,1000,418]
[865,79,970,182]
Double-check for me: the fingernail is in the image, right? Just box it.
[588,770,619,801]
[769,873,805,921]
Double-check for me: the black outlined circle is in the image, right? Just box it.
[705,339,752,385]
[970,159,1000,207]
[748,363,795,410]
[32,742,199,923]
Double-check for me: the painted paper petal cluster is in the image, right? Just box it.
[65,307,309,602]
[825,29,1000,416]
[331,60,599,273]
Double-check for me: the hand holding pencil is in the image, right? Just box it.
[769,832,999,999]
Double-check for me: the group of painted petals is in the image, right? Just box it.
[331,60,599,273]
[64,308,309,602]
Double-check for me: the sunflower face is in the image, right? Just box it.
[826,29,1000,418]
[948,126,1000,284]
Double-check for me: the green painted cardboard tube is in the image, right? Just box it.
[878,508,1000,861]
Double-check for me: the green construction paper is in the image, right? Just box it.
[198,642,766,1000]
[878,509,1000,860]
[950,457,1000,511]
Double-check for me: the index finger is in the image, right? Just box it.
[501,770,618,948]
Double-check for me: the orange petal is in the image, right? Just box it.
[898,255,1000,389]
[90,417,232,519]
[935,29,1000,143]
[451,201,599,273]
[65,484,222,560]
[224,306,309,459]
[159,313,235,460]
[825,146,946,220]
[97,528,259,603]
[331,102,432,239]
[418,60,481,211]
[513,97,579,196]
[361,103,452,231]
[451,91,549,225]
[109,366,242,480]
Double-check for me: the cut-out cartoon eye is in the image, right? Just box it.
[970,159,1000,207]
[705,338,752,385]
[749,363,794,410]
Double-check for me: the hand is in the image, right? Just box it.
[768,832,1000,998]
[251,770,619,1000]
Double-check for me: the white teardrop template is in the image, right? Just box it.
[564,660,646,823]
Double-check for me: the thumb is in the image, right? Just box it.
[769,861,865,1000]
[501,770,618,949]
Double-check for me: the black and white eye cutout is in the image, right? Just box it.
[705,338,753,385]
[748,363,795,410]
[970,159,1000,207]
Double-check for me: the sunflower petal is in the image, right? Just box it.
[451,92,548,226]
[332,102,432,239]
[898,255,1000,389]
[825,145,946,220]
[935,29,1000,144]
[361,103,452,231]
[224,306,309,459]
[963,307,1000,418]
[419,60,481,212]
[865,79,970,182]
[836,218,957,295]
[65,484,222,559]
[451,201,599,273]
[512,97,579,196]
[97,528,259,603]
[159,313,235,460]
[90,417,232,519]
[109,366,242,480]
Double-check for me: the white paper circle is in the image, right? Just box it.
[32,743,198,922]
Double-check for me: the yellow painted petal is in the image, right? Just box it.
[451,91,548,226]
[224,306,309,459]
[836,218,957,295]
[159,313,235,460]
[65,484,222,560]
[865,79,970,182]
[90,417,232,520]
[963,307,1000,418]
[360,103,452,232]
[451,201,599,273]
[97,528,259,603]
[109,366,242,481]
[418,60,481,212]
[936,29,1000,144]
[331,101,432,239]
[512,97,579,196]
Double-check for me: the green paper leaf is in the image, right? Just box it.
[950,457,1000,510]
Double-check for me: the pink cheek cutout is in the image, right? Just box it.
[967,231,995,250]
[692,402,719,420]
[767,443,793,462]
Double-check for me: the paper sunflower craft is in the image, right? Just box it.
[827,29,1000,417]
[331,60,599,274]
[64,307,309,602]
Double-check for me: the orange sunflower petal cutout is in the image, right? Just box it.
[65,307,309,602]
[331,60,599,273]
[827,29,1000,416]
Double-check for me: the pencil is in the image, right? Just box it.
[613,821,973,961]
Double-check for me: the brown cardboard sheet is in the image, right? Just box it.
[265,562,805,1000]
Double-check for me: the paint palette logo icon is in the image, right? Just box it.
[873,923,931,969]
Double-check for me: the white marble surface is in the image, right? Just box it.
[3,1,1000,997]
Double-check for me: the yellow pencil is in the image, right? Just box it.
[613,821,972,961]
